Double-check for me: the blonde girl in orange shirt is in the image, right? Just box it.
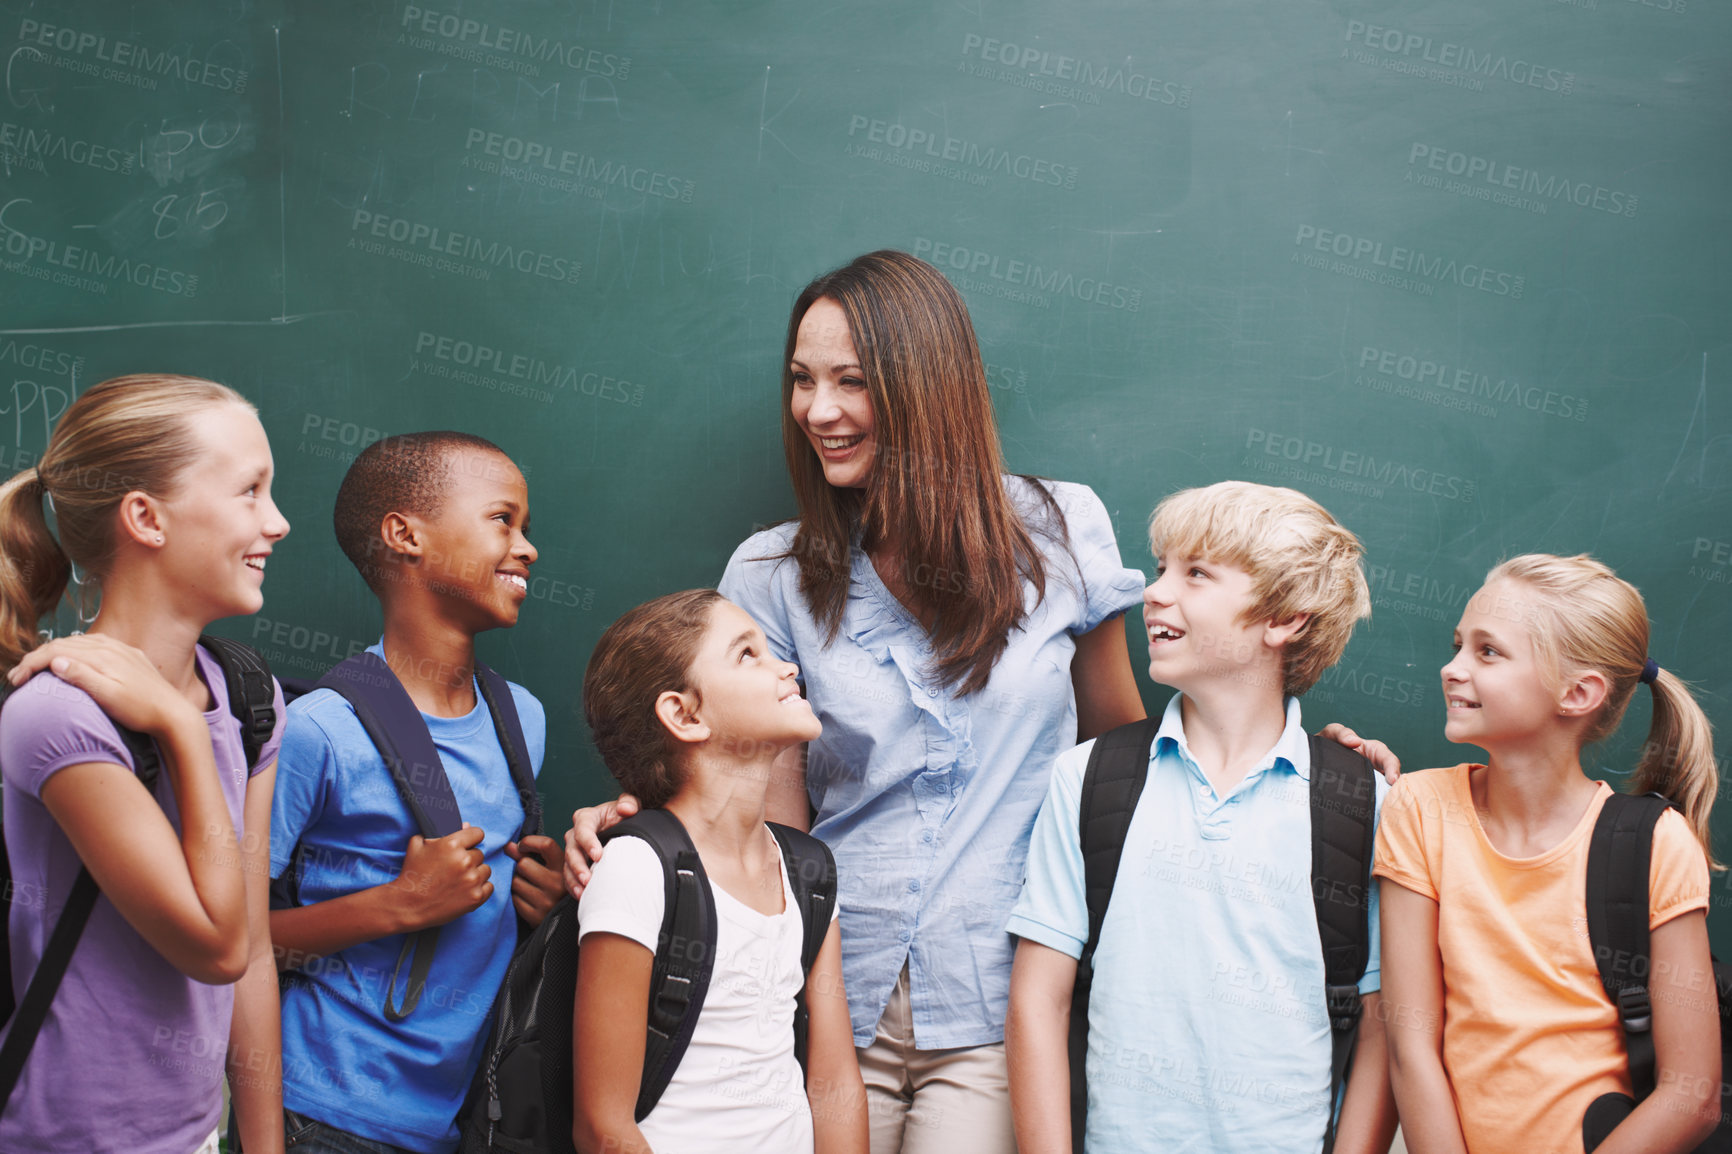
[1376,554,1721,1154]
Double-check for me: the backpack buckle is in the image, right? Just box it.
[246,702,275,742]
[1326,984,1362,1033]
[650,973,693,1037]
[1616,985,1652,1033]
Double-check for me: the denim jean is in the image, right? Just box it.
[283,1110,420,1154]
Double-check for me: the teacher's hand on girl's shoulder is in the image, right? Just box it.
[7,633,203,738]
[562,792,640,898]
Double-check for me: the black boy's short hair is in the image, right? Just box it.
[332,431,508,592]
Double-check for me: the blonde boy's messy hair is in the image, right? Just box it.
[1148,482,1370,696]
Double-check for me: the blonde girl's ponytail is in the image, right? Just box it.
[0,468,72,669]
[0,374,252,671]
[1631,665,1720,869]
[1489,553,1720,869]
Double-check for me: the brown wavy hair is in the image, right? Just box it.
[582,589,724,809]
[778,250,1061,694]
[0,374,250,667]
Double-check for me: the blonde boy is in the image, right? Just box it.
[1004,482,1397,1154]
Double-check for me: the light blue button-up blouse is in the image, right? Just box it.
[719,477,1145,1048]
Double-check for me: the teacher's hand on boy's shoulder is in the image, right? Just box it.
[1317,722,1402,783]
[562,792,640,899]
[389,822,493,929]
[6,632,205,739]
[506,833,565,927]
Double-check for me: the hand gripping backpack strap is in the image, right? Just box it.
[1586,792,1670,1102]
[0,716,162,1113]
[316,652,464,1022]
[1307,735,1378,1154]
[1069,717,1160,1153]
[768,823,838,1080]
[197,635,278,771]
[474,662,540,839]
[601,809,719,1122]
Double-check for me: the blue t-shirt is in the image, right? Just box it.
[1008,694,1386,1154]
[720,477,1145,1049]
[269,646,545,1154]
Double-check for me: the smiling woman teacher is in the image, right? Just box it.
[718,251,1147,1152]
[566,250,1392,1153]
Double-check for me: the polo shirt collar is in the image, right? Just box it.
[1153,692,1312,782]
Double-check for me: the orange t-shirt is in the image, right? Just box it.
[1373,765,1710,1154]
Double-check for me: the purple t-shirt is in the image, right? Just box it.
[0,644,284,1154]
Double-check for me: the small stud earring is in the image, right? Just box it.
[155,534,164,545]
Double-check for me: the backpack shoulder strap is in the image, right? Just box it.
[1307,734,1379,1154]
[279,675,321,704]
[316,652,462,839]
[1586,790,1670,1102]
[768,824,836,975]
[1069,717,1160,1153]
[197,635,277,771]
[0,691,164,1113]
[474,662,540,839]
[603,808,718,1122]
[1079,718,1162,962]
[768,823,838,1081]
[0,871,102,1113]
[314,651,463,1022]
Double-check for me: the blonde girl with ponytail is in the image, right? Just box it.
[0,375,290,1154]
[1376,553,1720,1154]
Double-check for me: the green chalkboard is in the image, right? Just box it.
[3,1,1730,936]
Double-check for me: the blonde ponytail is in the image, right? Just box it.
[1489,553,1721,869]
[0,374,251,670]
[0,468,71,668]
[1631,668,1720,869]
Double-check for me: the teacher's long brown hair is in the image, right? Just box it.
[778,250,1063,695]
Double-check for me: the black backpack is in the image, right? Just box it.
[1582,791,1732,1153]
[1067,720,1377,1154]
[0,635,277,1114]
[458,807,838,1154]
[273,650,540,1020]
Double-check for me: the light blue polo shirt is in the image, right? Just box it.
[1008,694,1386,1154]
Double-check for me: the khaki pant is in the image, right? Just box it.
[856,966,1018,1154]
